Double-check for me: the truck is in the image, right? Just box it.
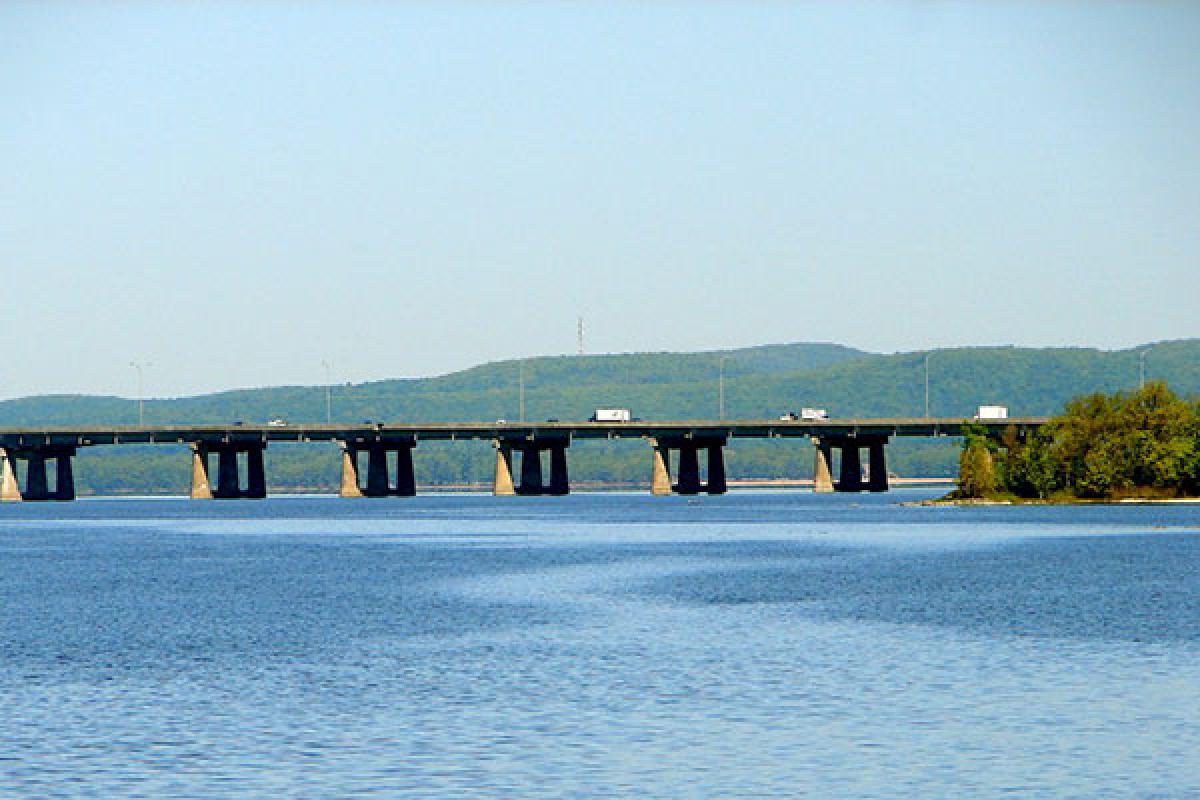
[800,408,828,421]
[590,408,632,423]
[976,405,1008,420]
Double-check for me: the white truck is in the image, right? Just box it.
[590,408,633,422]
[780,408,829,421]
[976,405,1008,420]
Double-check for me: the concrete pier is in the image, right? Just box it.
[394,446,417,497]
[338,445,363,498]
[0,446,77,502]
[518,445,544,495]
[191,442,268,499]
[812,438,834,493]
[649,436,727,496]
[190,444,214,500]
[0,449,20,502]
[25,451,49,501]
[366,446,390,497]
[548,444,569,496]
[338,440,418,497]
[492,437,571,496]
[493,443,516,496]
[706,444,727,495]
[837,441,864,492]
[650,441,672,496]
[54,453,75,501]
[867,439,889,492]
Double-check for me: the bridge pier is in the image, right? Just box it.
[189,442,268,499]
[0,446,78,502]
[812,438,834,493]
[648,436,727,496]
[867,439,889,492]
[494,437,571,496]
[338,440,418,497]
[650,441,672,496]
[189,444,214,500]
[548,444,569,496]
[825,435,889,493]
[518,445,544,495]
[837,442,863,492]
[493,442,516,496]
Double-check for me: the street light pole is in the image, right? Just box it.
[924,353,930,419]
[1139,348,1149,390]
[129,361,151,425]
[321,360,333,423]
[718,357,728,421]
[519,360,526,422]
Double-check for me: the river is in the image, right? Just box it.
[2,491,1198,797]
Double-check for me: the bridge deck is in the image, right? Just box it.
[0,418,1048,448]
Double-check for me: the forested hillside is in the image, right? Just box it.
[3,340,1196,494]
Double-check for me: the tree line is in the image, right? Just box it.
[956,381,1200,500]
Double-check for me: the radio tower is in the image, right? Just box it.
[577,316,585,356]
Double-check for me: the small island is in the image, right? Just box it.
[940,381,1200,503]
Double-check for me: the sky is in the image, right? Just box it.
[2,2,1198,400]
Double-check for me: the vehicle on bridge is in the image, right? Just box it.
[590,408,632,422]
[780,408,829,421]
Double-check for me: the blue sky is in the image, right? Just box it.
[2,2,1198,399]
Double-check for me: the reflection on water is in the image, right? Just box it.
[2,492,1198,797]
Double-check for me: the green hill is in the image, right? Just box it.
[2,340,1196,495]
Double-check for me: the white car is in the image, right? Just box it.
[267,418,288,427]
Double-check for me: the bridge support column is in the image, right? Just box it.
[25,451,49,501]
[338,445,363,498]
[245,445,266,499]
[649,436,728,496]
[215,448,240,498]
[1,449,22,502]
[338,439,418,498]
[394,445,417,497]
[675,443,701,495]
[201,442,268,499]
[52,448,76,501]
[189,445,213,500]
[493,443,516,496]
[518,446,544,496]
[867,439,889,492]
[650,440,672,496]
[812,439,834,493]
[365,445,390,497]
[706,444,727,495]
[836,441,864,493]
[548,444,569,496]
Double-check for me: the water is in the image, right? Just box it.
[2,491,1199,798]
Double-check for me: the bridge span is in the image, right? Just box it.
[0,417,1047,502]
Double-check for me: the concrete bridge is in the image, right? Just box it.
[0,418,1047,502]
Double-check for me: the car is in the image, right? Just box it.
[267,418,288,427]
[779,412,799,421]
[496,419,507,424]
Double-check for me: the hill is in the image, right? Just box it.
[2,340,1197,494]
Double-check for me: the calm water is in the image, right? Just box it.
[2,491,1199,798]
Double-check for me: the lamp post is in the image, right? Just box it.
[718,356,729,421]
[129,361,152,426]
[321,360,333,423]
[1139,348,1150,390]
[519,360,526,422]
[924,353,930,419]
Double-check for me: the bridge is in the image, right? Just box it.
[0,417,1047,502]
